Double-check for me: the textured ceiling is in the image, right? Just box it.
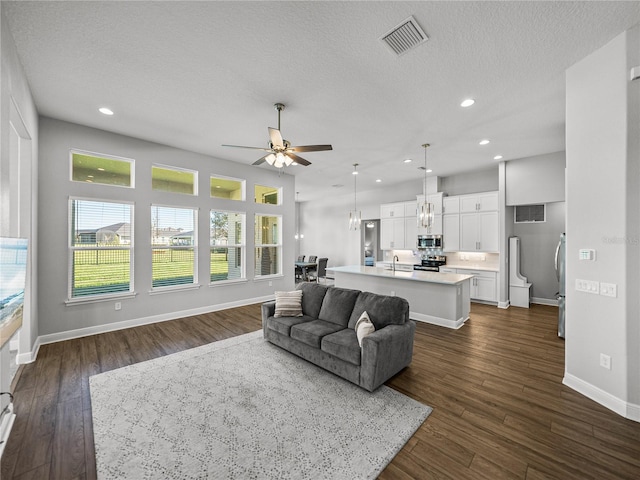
[4,1,640,202]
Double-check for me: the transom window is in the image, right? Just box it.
[70,150,134,187]
[210,211,245,283]
[152,165,197,195]
[255,184,281,205]
[68,198,134,299]
[211,175,245,201]
[151,205,197,289]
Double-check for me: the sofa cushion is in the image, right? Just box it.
[290,320,345,349]
[318,287,361,327]
[274,290,303,318]
[268,314,315,337]
[348,291,409,330]
[296,282,329,318]
[321,329,361,366]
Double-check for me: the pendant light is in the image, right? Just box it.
[349,163,361,230]
[417,143,434,229]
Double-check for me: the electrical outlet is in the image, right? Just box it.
[600,353,611,370]
[600,282,617,298]
[575,279,599,294]
[115,302,121,311]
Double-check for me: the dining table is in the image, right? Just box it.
[294,261,317,281]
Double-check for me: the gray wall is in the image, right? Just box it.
[38,117,295,338]
[439,167,498,196]
[512,201,565,302]
[506,151,565,205]
[566,26,640,415]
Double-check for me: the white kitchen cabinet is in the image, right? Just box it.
[460,191,499,213]
[380,202,405,218]
[460,211,499,252]
[439,267,457,274]
[404,201,417,218]
[442,214,460,252]
[404,216,417,249]
[457,269,497,302]
[380,217,405,250]
[442,196,459,214]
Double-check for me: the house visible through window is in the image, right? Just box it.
[254,214,281,276]
[68,198,133,299]
[71,150,134,187]
[151,205,197,288]
[210,210,245,283]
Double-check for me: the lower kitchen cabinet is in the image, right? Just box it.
[455,269,497,302]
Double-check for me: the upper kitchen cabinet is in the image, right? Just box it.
[380,202,405,218]
[459,191,499,213]
[460,211,499,252]
[442,196,460,215]
[380,217,405,249]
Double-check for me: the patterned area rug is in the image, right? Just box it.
[90,330,431,479]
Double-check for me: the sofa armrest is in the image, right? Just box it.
[360,321,416,392]
[261,301,276,337]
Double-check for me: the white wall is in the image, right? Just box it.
[506,151,565,205]
[37,117,295,342]
[0,5,39,436]
[565,26,640,420]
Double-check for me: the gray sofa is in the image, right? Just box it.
[261,282,416,392]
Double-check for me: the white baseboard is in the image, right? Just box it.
[498,300,510,309]
[563,372,640,422]
[23,295,275,362]
[531,297,558,306]
[411,312,468,329]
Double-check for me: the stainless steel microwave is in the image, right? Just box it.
[417,235,442,249]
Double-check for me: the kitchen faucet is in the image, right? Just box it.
[393,255,399,272]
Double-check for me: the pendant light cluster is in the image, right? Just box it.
[348,163,362,230]
[417,143,434,229]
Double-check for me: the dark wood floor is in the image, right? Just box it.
[2,303,639,479]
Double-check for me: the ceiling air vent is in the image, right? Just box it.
[380,16,429,56]
[515,204,546,224]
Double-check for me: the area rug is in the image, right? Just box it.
[90,330,431,479]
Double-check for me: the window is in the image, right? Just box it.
[151,205,197,289]
[68,199,133,299]
[71,150,133,187]
[515,204,546,223]
[152,165,197,195]
[211,175,244,201]
[254,214,281,276]
[255,184,281,205]
[210,211,245,283]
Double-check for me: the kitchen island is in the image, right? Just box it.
[327,265,473,329]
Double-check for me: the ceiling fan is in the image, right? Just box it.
[222,103,332,168]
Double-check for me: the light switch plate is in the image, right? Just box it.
[600,282,617,298]
[576,279,599,294]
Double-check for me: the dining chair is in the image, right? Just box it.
[312,258,328,283]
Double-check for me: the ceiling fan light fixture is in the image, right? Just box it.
[265,153,276,166]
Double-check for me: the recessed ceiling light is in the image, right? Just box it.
[494,155,503,160]
[404,159,412,163]
[376,179,382,183]
[426,169,433,173]
[460,99,475,107]
[479,139,490,145]
[98,107,114,116]
[352,170,359,175]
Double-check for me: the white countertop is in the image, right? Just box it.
[443,264,499,272]
[327,265,474,285]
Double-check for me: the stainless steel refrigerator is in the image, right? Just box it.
[555,233,566,338]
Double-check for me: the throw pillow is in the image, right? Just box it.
[274,290,303,318]
[354,311,375,347]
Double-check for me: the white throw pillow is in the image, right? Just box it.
[274,290,303,318]
[354,311,375,347]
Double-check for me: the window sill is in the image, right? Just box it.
[209,279,248,287]
[254,274,284,282]
[148,284,202,295]
[65,292,137,306]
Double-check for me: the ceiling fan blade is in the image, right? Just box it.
[286,152,311,166]
[268,127,284,148]
[288,144,333,153]
[222,144,273,152]
[252,153,274,166]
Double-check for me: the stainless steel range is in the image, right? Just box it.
[413,255,446,272]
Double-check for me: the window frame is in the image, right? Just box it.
[209,209,246,285]
[254,184,282,206]
[254,213,282,279]
[150,204,199,292]
[151,164,198,196]
[69,149,135,188]
[66,196,135,304]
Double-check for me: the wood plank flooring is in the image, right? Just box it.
[2,303,639,479]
